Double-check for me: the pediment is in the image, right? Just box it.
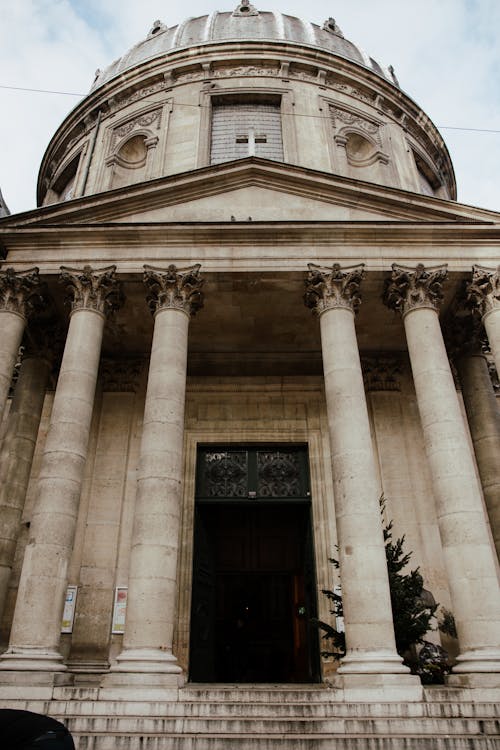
[2,158,499,229]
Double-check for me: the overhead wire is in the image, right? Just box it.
[1,83,500,134]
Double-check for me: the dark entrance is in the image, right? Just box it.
[189,447,320,683]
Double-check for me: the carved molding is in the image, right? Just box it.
[60,265,123,316]
[113,108,162,146]
[362,355,403,392]
[383,263,448,316]
[304,263,365,315]
[466,264,500,319]
[100,358,145,392]
[330,106,379,136]
[0,267,43,319]
[143,264,204,317]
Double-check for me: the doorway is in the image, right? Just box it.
[189,447,320,683]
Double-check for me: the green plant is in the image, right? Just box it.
[315,496,440,668]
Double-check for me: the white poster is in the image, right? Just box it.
[61,585,78,633]
[112,587,128,634]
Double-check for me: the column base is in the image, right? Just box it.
[102,648,184,691]
[447,650,500,697]
[332,672,423,702]
[337,649,412,675]
[0,646,66,672]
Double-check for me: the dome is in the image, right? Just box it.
[92,3,398,91]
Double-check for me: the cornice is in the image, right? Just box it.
[7,160,498,230]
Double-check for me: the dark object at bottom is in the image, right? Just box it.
[0,709,75,750]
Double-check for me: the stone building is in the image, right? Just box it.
[0,4,499,747]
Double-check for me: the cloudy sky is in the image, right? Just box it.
[1,0,499,215]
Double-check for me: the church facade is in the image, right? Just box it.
[0,4,499,747]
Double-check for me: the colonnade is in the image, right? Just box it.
[0,261,498,694]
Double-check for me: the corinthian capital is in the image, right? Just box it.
[304,263,365,315]
[60,265,123,316]
[0,267,43,318]
[466,264,500,319]
[383,263,447,316]
[143,264,204,317]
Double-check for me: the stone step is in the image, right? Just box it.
[3,697,500,720]
[63,715,500,736]
[69,733,500,750]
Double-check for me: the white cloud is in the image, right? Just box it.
[1,0,499,213]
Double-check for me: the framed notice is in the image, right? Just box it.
[112,587,128,634]
[61,585,78,633]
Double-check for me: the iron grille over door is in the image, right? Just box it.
[196,446,310,501]
[210,103,284,164]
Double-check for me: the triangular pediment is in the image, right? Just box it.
[2,158,499,229]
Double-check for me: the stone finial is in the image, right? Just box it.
[383,263,448,316]
[143,264,204,317]
[465,264,500,319]
[304,262,365,315]
[232,2,259,17]
[322,17,344,37]
[0,267,43,319]
[148,19,168,37]
[60,265,123,316]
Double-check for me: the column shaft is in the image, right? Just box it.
[457,353,500,561]
[0,308,105,670]
[0,356,51,624]
[404,306,500,674]
[0,312,26,425]
[320,306,406,673]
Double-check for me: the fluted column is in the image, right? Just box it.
[447,311,500,563]
[0,267,43,426]
[305,264,420,699]
[107,264,203,686]
[385,263,500,684]
[466,265,500,375]
[0,346,52,624]
[0,266,121,673]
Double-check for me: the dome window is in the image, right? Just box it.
[211,99,283,164]
[232,2,259,17]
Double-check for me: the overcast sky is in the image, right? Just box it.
[1,0,499,215]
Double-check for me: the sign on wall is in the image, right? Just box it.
[61,585,78,633]
[112,586,128,634]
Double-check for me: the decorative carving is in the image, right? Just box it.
[113,108,162,146]
[465,265,500,319]
[110,81,168,113]
[362,356,402,392]
[487,356,500,394]
[330,106,380,136]
[0,267,43,318]
[383,263,448,316]
[100,358,144,392]
[201,451,248,498]
[232,2,259,17]
[8,345,24,399]
[257,451,302,497]
[444,302,486,361]
[304,263,365,315]
[143,263,204,317]
[60,265,123,316]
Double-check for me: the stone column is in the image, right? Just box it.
[466,265,500,376]
[106,264,203,687]
[0,267,42,426]
[384,263,500,684]
[305,264,420,700]
[447,311,500,563]
[0,348,52,625]
[0,266,121,674]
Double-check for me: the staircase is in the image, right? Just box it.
[3,685,499,749]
